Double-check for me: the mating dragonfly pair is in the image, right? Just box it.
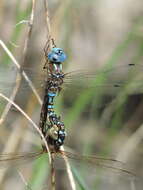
[0,39,140,180]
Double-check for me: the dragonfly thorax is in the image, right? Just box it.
[40,43,67,151]
[51,72,64,79]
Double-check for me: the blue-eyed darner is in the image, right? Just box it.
[38,39,67,151]
[0,43,139,190]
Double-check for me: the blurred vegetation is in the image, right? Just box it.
[0,0,143,189]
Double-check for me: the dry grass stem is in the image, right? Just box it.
[44,0,53,50]
[0,73,22,125]
[44,0,51,37]
[20,0,35,68]
[0,0,41,125]
[0,123,28,184]
[9,41,20,48]
[14,20,29,27]
[0,39,42,104]
[0,3,40,184]
[0,93,51,164]
[51,153,56,190]
[60,146,76,190]
[18,171,32,190]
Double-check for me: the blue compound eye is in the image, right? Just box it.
[47,48,67,63]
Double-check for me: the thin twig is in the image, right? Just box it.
[20,0,35,68]
[44,0,52,49]
[0,119,28,184]
[44,0,51,36]
[60,146,76,190]
[0,92,51,163]
[0,39,42,125]
[18,171,33,190]
[14,20,29,27]
[0,72,22,125]
[0,1,37,125]
[51,153,56,190]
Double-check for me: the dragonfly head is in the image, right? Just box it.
[47,48,67,63]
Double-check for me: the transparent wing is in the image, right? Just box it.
[0,150,43,168]
[50,149,137,190]
[0,66,46,97]
[1,62,143,93]
[55,150,135,176]
[0,148,138,190]
[64,62,143,90]
[0,149,134,176]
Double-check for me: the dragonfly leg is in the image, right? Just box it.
[44,36,51,56]
[51,38,56,48]
[44,37,56,56]
[43,60,49,69]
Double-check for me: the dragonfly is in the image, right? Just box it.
[0,40,142,155]
[0,43,140,190]
[0,41,140,189]
[38,39,67,150]
[1,40,142,151]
